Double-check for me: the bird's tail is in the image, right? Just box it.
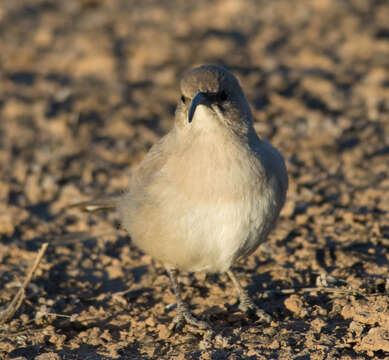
[68,196,119,212]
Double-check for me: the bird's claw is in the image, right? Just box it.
[239,297,272,323]
[170,307,210,331]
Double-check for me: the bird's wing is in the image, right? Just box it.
[70,132,176,213]
[127,132,175,192]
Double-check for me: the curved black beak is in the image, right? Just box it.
[188,92,208,123]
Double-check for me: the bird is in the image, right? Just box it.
[72,65,288,330]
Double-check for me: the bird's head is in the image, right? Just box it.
[175,65,253,136]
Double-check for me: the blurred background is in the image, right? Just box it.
[1,0,389,358]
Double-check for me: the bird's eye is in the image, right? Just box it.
[219,90,228,101]
[181,95,186,104]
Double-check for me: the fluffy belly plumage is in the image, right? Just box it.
[120,136,287,274]
[128,177,279,273]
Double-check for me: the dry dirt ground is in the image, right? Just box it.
[0,0,389,359]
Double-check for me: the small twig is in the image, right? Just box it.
[0,243,48,325]
[45,312,72,318]
[263,286,363,296]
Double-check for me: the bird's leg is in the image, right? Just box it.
[167,269,210,330]
[227,269,272,323]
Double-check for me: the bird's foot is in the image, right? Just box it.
[238,294,272,323]
[171,305,210,331]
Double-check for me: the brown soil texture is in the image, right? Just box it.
[1,0,389,359]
